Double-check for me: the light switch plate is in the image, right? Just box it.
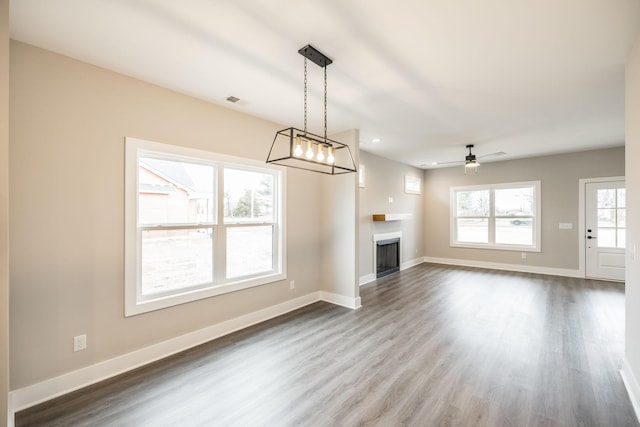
[558,223,573,230]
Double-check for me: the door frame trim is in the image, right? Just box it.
[578,176,625,279]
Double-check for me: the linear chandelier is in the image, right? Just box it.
[266,45,357,175]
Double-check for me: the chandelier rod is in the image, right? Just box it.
[324,66,327,141]
[304,58,308,134]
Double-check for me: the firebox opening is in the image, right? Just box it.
[376,238,400,278]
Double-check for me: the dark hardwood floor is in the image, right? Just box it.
[16,263,638,426]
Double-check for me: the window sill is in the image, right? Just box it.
[125,272,286,317]
[450,242,540,252]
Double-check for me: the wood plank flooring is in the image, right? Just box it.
[16,263,638,426]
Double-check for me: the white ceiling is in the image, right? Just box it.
[10,0,640,168]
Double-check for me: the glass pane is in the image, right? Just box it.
[138,157,214,225]
[495,218,533,246]
[456,190,489,217]
[618,229,626,249]
[141,228,213,296]
[227,226,274,278]
[597,228,616,248]
[597,209,616,227]
[618,188,626,208]
[456,218,488,243]
[495,187,533,216]
[618,209,626,228]
[597,189,616,208]
[224,168,275,223]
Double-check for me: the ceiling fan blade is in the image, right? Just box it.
[433,160,464,165]
[478,151,506,159]
[432,149,505,167]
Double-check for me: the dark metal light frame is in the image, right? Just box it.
[266,45,357,175]
[267,127,357,175]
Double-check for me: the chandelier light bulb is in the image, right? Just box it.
[327,147,335,164]
[294,138,303,157]
[305,140,314,159]
[317,145,325,162]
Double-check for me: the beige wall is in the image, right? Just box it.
[1,0,9,422]
[321,129,359,301]
[625,31,640,401]
[9,41,327,389]
[423,147,624,270]
[358,151,425,279]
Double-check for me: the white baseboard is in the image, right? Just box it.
[10,292,326,414]
[360,255,580,287]
[622,358,640,423]
[359,273,375,286]
[359,257,425,286]
[320,291,361,309]
[401,257,424,271]
[423,256,582,278]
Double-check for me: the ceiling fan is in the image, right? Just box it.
[433,144,505,174]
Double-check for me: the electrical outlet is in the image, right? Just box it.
[74,334,87,352]
[289,280,295,290]
[388,196,393,203]
[521,253,527,259]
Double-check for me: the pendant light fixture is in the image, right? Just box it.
[266,45,357,175]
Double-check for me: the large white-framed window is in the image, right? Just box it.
[125,137,286,316]
[450,181,541,251]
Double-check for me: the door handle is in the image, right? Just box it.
[587,236,596,239]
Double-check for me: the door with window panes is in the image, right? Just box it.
[585,181,625,281]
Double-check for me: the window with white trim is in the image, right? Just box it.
[450,181,541,251]
[125,137,285,316]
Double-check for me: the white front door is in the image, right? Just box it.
[585,180,625,281]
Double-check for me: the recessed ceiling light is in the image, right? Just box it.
[372,138,381,143]
[226,96,240,103]
[431,162,438,165]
